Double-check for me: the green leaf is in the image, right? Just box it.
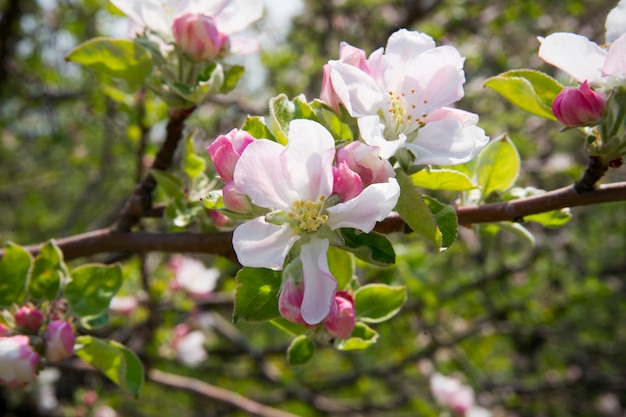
[66,38,153,90]
[338,229,395,267]
[326,246,355,290]
[355,284,407,323]
[0,242,32,307]
[269,94,319,145]
[525,209,572,227]
[28,240,68,301]
[423,196,458,250]
[498,222,536,246]
[311,100,355,142]
[476,135,520,198]
[395,169,442,248]
[74,336,144,397]
[66,264,123,319]
[220,65,245,94]
[151,170,185,200]
[411,168,475,191]
[182,134,206,179]
[335,322,379,350]
[287,335,315,365]
[233,267,282,323]
[484,69,563,120]
[270,318,308,336]
[241,116,276,141]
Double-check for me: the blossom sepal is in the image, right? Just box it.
[484,69,564,121]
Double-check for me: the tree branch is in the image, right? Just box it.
[147,368,301,417]
[3,181,626,261]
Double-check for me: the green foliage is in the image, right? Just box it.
[335,322,379,350]
[411,167,476,191]
[66,38,153,91]
[485,69,563,120]
[475,135,521,199]
[337,229,395,267]
[74,335,144,397]
[234,267,282,323]
[287,335,315,365]
[28,240,68,301]
[354,284,407,323]
[65,264,123,320]
[0,242,32,307]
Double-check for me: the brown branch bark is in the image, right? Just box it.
[147,368,301,417]
[2,181,626,261]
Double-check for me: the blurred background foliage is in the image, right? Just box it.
[1,0,626,416]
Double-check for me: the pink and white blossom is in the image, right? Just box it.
[0,335,40,387]
[110,0,262,54]
[170,324,207,367]
[232,119,400,324]
[538,32,626,88]
[336,141,395,187]
[323,29,488,165]
[43,320,75,362]
[109,296,139,316]
[430,373,476,414]
[170,256,220,300]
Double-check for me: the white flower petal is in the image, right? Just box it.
[300,239,337,325]
[606,0,626,43]
[329,63,384,117]
[538,33,607,83]
[232,218,299,269]
[326,178,400,232]
[603,33,626,78]
[283,120,335,201]
[408,119,489,165]
[358,116,406,159]
[384,29,436,67]
[212,0,264,34]
[234,139,295,210]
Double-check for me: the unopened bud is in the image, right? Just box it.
[552,80,606,127]
[332,162,363,201]
[207,129,255,182]
[222,181,253,213]
[172,13,228,61]
[43,320,75,362]
[14,305,43,333]
[324,291,356,339]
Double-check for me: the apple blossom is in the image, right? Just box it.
[324,291,356,339]
[606,0,626,43]
[43,320,76,362]
[14,305,43,333]
[336,141,395,187]
[110,0,262,55]
[170,324,208,367]
[172,13,228,61]
[538,32,626,88]
[552,80,607,127]
[430,373,475,414]
[169,256,220,300]
[0,335,40,387]
[109,296,139,316]
[323,29,489,165]
[207,128,255,182]
[232,119,400,324]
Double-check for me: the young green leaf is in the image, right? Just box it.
[182,134,206,180]
[476,135,520,198]
[423,196,458,250]
[74,336,144,397]
[220,65,245,94]
[151,170,185,200]
[66,264,123,319]
[354,284,407,323]
[28,240,68,301]
[335,322,379,350]
[66,38,153,91]
[338,229,395,267]
[484,69,563,120]
[287,335,315,365]
[0,242,32,307]
[241,116,276,142]
[411,168,475,191]
[234,267,282,323]
[326,246,355,290]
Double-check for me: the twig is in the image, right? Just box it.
[147,368,301,417]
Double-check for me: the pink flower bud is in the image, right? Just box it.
[278,278,306,324]
[223,181,253,213]
[320,43,372,111]
[172,13,228,61]
[0,324,10,337]
[43,320,75,362]
[209,209,229,226]
[430,373,475,414]
[15,305,43,333]
[207,129,255,182]
[336,142,395,187]
[332,161,364,201]
[324,291,356,339]
[0,335,40,387]
[552,80,606,127]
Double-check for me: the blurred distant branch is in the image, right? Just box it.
[2,181,625,261]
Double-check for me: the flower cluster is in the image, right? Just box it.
[321,29,489,168]
[0,305,76,387]
[430,373,491,417]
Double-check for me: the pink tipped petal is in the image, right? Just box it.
[538,33,607,83]
[358,116,406,159]
[300,239,337,325]
[233,218,299,270]
[234,139,295,210]
[603,34,626,77]
[326,178,400,232]
[329,63,384,117]
[408,119,489,165]
[283,120,335,201]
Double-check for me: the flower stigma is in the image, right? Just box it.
[288,196,328,234]
[386,89,426,134]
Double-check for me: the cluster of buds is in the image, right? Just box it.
[0,305,76,387]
